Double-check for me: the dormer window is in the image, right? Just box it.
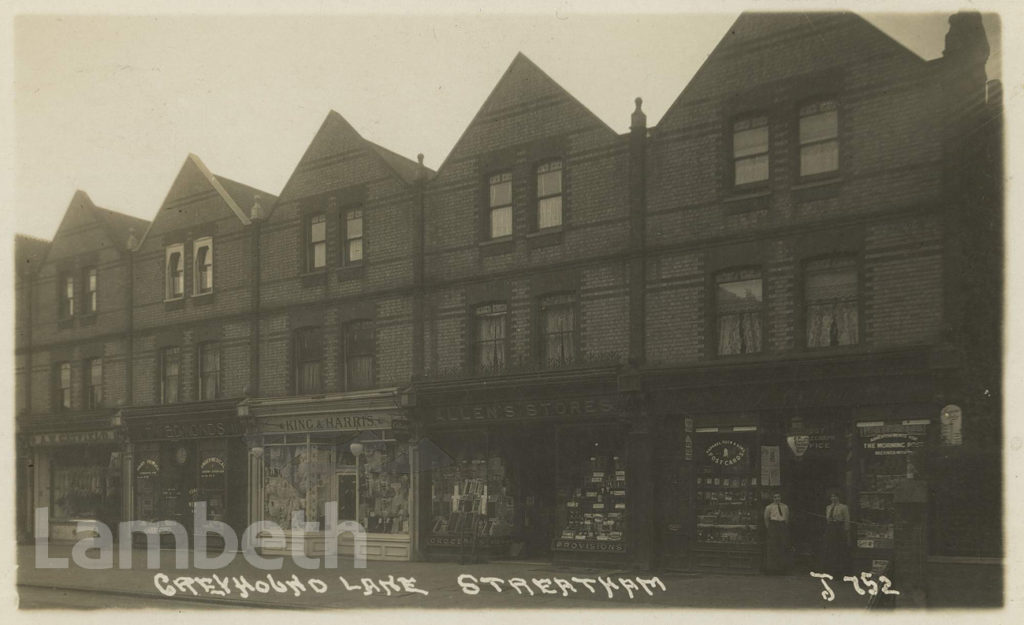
[165,244,185,299]
[193,237,213,294]
[733,115,769,186]
[799,100,839,177]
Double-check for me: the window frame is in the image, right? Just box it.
[193,237,214,295]
[342,208,364,265]
[59,273,76,319]
[714,267,766,357]
[56,362,72,411]
[487,172,513,240]
[83,267,98,315]
[802,255,860,349]
[306,213,328,272]
[731,113,771,188]
[160,346,181,404]
[473,302,508,374]
[294,327,324,395]
[539,293,578,367]
[535,160,563,231]
[197,341,221,400]
[165,244,185,300]
[86,357,102,409]
[797,98,840,180]
[342,320,375,391]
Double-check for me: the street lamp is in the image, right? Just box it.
[350,442,364,530]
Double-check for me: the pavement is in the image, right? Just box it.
[16,543,897,610]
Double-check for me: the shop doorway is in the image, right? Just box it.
[787,453,843,570]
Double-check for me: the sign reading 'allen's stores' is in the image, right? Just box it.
[427,397,619,424]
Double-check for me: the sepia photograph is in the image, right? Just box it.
[5,0,1015,617]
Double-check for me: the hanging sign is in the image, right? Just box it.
[787,435,810,457]
[704,439,747,466]
[761,446,781,486]
[940,405,963,446]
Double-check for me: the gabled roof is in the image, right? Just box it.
[14,234,50,278]
[40,190,149,262]
[186,153,252,226]
[367,141,425,185]
[92,206,150,251]
[658,12,929,129]
[434,52,616,175]
[214,174,278,216]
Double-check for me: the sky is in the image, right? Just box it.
[5,1,1011,240]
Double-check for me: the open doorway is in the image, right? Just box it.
[787,453,843,571]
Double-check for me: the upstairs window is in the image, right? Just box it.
[474,303,508,373]
[160,346,181,404]
[733,115,769,186]
[165,244,185,299]
[84,268,98,314]
[198,342,221,400]
[536,160,563,229]
[193,237,213,294]
[60,274,75,318]
[799,100,839,177]
[716,269,764,356]
[86,357,102,409]
[541,294,576,367]
[489,172,513,239]
[307,213,327,270]
[344,320,375,390]
[344,209,364,264]
[805,256,859,348]
[295,327,323,394]
[56,362,72,410]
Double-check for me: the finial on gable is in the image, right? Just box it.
[631,97,646,131]
[126,227,139,250]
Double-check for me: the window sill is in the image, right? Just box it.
[723,189,771,203]
[722,189,770,214]
[527,227,564,249]
[793,176,842,202]
[163,297,185,312]
[792,176,842,191]
[479,236,515,257]
[192,291,216,306]
[163,296,185,304]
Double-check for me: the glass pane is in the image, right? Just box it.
[718,312,763,355]
[539,197,562,229]
[311,215,326,242]
[347,214,363,239]
[88,270,97,291]
[801,141,839,176]
[537,169,562,197]
[300,362,321,393]
[348,239,363,262]
[348,356,374,389]
[491,205,512,238]
[735,154,769,185]
[717,278,763,313]
[313,241,326,268]
[807,301,859,347]
[734,125,769,158]
[490,179,512,208]
[800,110,838,144]
[91,359,102,383]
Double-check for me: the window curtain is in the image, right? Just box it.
[718,312,763,355]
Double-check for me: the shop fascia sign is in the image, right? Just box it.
[862,433,925,456]
[30,430,117,446]
[427,396,618,424]
[259,412,406,434]
[704,439,747,466]
[129,419,244,441]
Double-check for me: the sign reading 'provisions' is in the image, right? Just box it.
[260,413,404,433]
[428,396,617,424]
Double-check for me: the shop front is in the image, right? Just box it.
[416,371,640,566]
[241,389,416,562]
[122,399,248,543]
[22,414,123,542]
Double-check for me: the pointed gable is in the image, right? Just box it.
[274,110,429,210]
[658,12,928,130]
[436,53,616,174]
[43,190,141,261]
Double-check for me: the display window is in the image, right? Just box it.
[262,434,334,529]
[51,447,120,521]
[554,427,627,549]
[694,430,761,545]
[855,422,928,551]
[338,432,411,535]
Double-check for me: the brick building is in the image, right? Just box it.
[14,10,1001,586]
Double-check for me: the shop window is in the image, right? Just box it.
[716,268,763,356]
[339,434,411,534]
[694,429,761,547]
[294,327,323,395]
[165,244,185,299]
[344,209,363,264]
[51,447,120,521]
[474,303,507,373]
[160,346,181,404]
[799,100,839,177]
[554,427,628,551]
[86,357,102,409]
[60,274,75,318]
[263,435,334,529]
[536,160,563,230]
[55,362,72,410]
[488,172,513,239]
[805,256,859,348]
[198,342,221,400]
[541,293,576,367]
[344,320,375,391]
[198,439,228,522]
[733,114,769,186]
[193,237,213,294]
[856,422,928,553]
[84,267,98,314]
[307,213,327,271]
